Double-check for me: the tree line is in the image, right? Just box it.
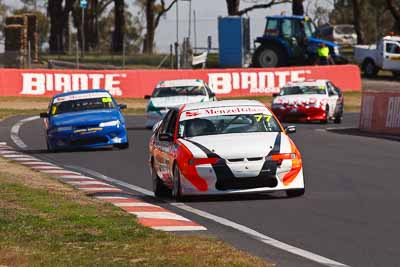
[1,0,400,54]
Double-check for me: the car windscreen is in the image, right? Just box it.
[280,86,326,96]
[178,113,281,138]
[51,97,115,115]
[152,86,206,97]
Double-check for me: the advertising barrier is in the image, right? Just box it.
[0,65,361,98]
[360,91,400,135]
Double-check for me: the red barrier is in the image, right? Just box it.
[360,91,400,134]
[0,65,361,98]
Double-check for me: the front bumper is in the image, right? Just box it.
[272,106,327,122]
[47,126,128,150]
[178,160,304,196]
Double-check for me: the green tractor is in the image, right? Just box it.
[252,15,344,68]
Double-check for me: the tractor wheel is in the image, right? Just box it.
[253,44,288,68]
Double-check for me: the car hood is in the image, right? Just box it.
[50,109,121,127]
[149,95,207,108]
[273,94,327,105]
[184,132,281,159]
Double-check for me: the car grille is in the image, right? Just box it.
[216,177,278,191]
[226,157,263,163]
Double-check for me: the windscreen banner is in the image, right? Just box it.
[0,65,361,98]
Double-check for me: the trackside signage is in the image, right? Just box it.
[360,92,400,134]
[0,65,361,98]
[21,73,127,96]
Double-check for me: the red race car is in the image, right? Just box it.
[271,80,344,124]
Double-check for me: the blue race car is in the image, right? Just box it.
[40,89,129,151]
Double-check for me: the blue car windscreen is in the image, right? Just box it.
[51,97,115,115]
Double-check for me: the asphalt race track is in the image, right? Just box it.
[1,113,400,267]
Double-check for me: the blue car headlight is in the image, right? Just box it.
[99,120,121,128]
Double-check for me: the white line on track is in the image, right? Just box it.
[10,117,350,267]
[11,116,39,149]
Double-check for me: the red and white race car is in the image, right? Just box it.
[271,80,344,123]
[148,100,305,200]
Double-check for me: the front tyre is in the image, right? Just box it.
[152,165,170,198]
[334,114,342,124]
[172,164,184,201]
[286,188,305,198]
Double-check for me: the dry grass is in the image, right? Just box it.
[0,157,274,267]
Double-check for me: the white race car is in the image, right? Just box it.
[144,79,216,129]
[149,100,305,199]
[271,79,344,123]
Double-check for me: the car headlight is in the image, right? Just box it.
[55,126,73,132]
[99,120,120,127]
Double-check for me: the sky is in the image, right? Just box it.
[1,0,333,53]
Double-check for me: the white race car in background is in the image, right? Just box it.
[271,79,344,124]
[149,100,305,199]
[144,79,217,129]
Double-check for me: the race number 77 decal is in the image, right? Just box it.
[255,114,272,122]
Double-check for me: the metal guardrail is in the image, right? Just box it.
[48,60,121,70]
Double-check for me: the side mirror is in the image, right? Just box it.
[285,125,296,134]
[119,104,127,110]
[40,112,49,118]
[272,93,279,98]
[144,95,151,100]
[159,133,173,142]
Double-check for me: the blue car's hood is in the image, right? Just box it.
[50,109,121,127]
[308,37,338,47]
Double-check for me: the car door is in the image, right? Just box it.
[153,110,174,181]
[382,41,400,71]
[326,82,339,117]
[157,109,178,182]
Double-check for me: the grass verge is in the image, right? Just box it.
[0,157,272,267]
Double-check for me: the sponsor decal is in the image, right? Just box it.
[207,70,311,95]
[21,73,128,96]
[180,106,271,121]
[53,92,111,103]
